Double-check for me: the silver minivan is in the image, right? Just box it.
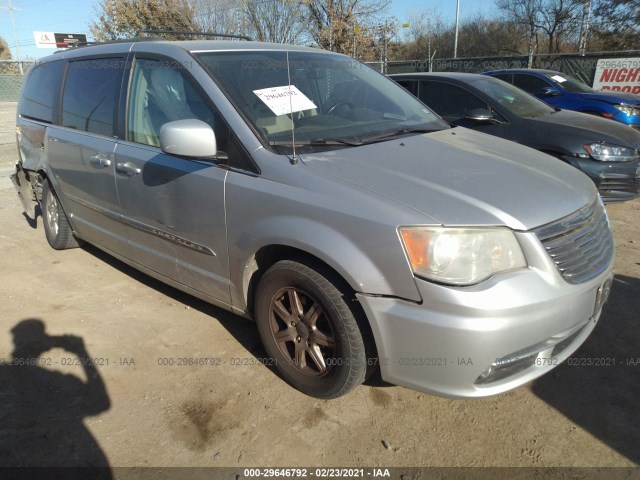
[12,38,614,399]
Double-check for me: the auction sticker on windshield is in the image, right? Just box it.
[253,85,317,116]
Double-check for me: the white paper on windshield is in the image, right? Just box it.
[551,75,567,83]
[253,85,317,116]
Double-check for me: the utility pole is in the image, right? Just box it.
[453,0,460,59]
[1,0,23,73]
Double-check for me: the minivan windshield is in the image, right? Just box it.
[470,75,556,118]
[195,50,447,152]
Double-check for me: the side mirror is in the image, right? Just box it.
[159,119,221,160]
[466,108,494,122]
[540,86,561,97]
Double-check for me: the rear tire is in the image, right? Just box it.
[42,181,80,250]
[255,260,367,399]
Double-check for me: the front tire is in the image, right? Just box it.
[42,181,80,250]
[255,260,367,399]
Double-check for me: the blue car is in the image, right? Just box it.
[483,69,640,130]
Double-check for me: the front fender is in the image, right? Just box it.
[228,215,422,313]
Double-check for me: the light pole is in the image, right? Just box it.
[453,0,460,59]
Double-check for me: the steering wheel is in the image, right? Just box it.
[327,101,354,115]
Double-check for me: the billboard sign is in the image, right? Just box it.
[592,57,640,94]
[34,31,87,49]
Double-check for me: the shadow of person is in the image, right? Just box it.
[0,319,112,478]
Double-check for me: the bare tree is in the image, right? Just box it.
[245,0,308,44]
[496,0,585,54]
[536,0,583,52]
[305,0,391,54]
[457,16,527,57]
[192,0,247,38]
[496,0,541,56]
[400,9,447,60]
[590,0,640,50]
[90,0,199,41]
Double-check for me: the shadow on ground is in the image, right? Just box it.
[533,274,640,465]
[80,243,393,390]
[82,243,270,366]
[22,205,40,229]
[0,318,112,478]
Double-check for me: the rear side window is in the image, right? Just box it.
[491,73,512,83]
[395,79,417,96]
[512,74,551,95]
[62,58,124,136]
[418,81,487,119]
[19,60,65,123]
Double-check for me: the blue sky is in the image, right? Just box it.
[0,0,498,60]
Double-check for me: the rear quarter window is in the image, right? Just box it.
[19,60,66,124]
[62,58,124,137]
[512,74,551,94]
[491,73,512,83]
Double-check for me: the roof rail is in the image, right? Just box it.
[66,41,101,49]
[135,30,252,41]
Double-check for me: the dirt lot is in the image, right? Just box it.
[1,101,639,474]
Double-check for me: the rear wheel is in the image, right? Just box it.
[42,181,80,250]
[255,260,367,398]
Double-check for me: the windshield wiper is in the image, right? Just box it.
[269,137,363,147]
[361,127,439,144]
[309,137,363,146]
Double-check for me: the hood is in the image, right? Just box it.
[301,128,596,231]
[578,91,640,105]
[529,110,640,149]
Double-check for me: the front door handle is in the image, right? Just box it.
[116,162,141,176]
[90,153,112,168]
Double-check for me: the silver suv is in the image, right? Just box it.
[13,38,614,399]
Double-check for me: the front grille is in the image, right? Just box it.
[533,199,614,284]
[599,175,637,193]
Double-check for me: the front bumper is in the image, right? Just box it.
[357,232,614,398]
[563,156,640,203]
[611,111,640,129]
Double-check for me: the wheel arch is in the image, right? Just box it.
[242,244,380,362]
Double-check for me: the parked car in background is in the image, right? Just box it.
[12,37,615,399]
[391,72,640,203]
[482,68,640,130]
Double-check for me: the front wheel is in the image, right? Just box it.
[255,260,367,399]
[42,181,80,250]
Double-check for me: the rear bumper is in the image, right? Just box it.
[11,162,39,218]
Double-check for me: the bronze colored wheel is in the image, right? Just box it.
[255,260,367,398]
[267,286,336,377]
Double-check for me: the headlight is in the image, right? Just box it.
[399,227,527,285]
[583,143,639,162]
[614,104,640,117]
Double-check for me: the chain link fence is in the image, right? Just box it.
[0,61,34,102]
[3,51,640,102]
[380,50,640,86]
